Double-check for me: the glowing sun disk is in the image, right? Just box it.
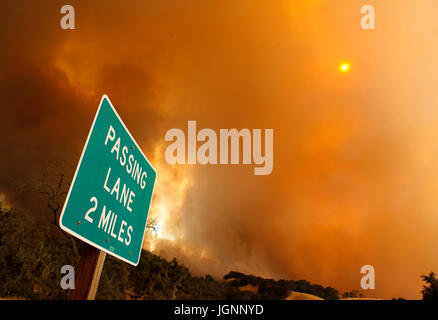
[340,63,350,72]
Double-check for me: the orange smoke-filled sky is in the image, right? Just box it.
[1,0,438,299]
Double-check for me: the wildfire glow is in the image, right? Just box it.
[143,144,193,251]
[0,192,11,209]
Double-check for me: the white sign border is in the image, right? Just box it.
[59,94,157,266]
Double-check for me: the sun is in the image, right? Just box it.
[340,63,350,73]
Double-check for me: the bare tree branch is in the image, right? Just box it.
[17,161,80,258]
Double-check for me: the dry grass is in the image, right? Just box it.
[285,291,324,300]
[238,284,259,294]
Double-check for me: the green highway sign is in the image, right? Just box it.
[60,95,156,266]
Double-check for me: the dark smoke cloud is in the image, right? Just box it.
[1,0,438,299]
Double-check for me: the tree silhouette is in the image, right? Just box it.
[421,272,438,300]
[15,161,80,259]
[342,290,365,298]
